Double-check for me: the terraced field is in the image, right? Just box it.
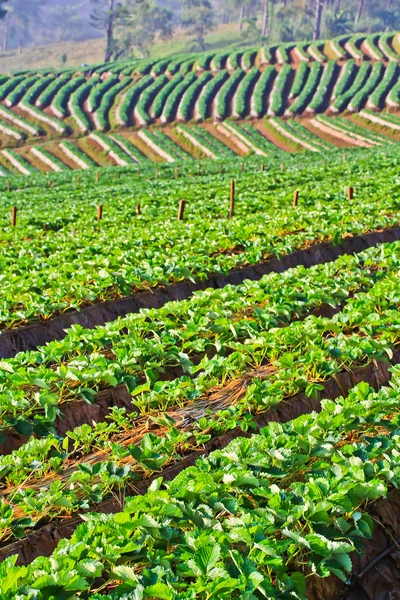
[3,29,400,600]
[0,32,400,174]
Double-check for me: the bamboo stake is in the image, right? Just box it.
[260,163,264,172]
[95,171,99,183]
[241,162,244,173]
[97,204,103,221]
[136,204,141,216]
[229,179,235,219]
[178,199,186,221]
[77,176,81,185]
[6,179,10,192]
[348,186,354,200]
[174,164,178,179]
[11,206,17,226]
[155,167,158,180]
[281,163,285,172]
[343,153,347,162]
[219,163,222,175]
[293,190,299,208]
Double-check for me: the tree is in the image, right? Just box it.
[354,0,364,24]
[325,8,352,36]
[90,0,128,61]
[313,0,325,39]
[181,0,214,51]
[113,0,173,58]
[1,0,42,52]
[0,0,7,20]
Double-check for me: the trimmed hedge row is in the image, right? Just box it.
[233,67,259,118]
[94,77,130,131]
[151,74,183,119]
[378,33,398,61]
[178,72,211,121]
[36,74,72,108]
[215,68,244,120]
[118,75,153,125]
[287,62,322,115]
[88,75,118,113]
[331,61,371,112]
[242,49,257,70]
[289,62,309,99]
[210,51,229,71]
[368,62,399,109]
[331,59,356,101]
[69,80,94,134]
[23,75,54,106]
[251,65,276,117]
[0,76,25,102]
[268,63,291,116]
[135,76,168,125]
[349,61,385,111]
[197,70,229,120]
[308,60,338,112]
[161,73,197,123]
[52,76,86,118]
[5,76,40,107]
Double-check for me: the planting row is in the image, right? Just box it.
[0,145,399,326]
[3,360,400,597]
[0,48,400,146]
[0,240,399,540]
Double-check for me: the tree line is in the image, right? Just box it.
[0,0,399,62]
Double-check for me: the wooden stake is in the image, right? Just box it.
[343,153,347,162]
[155,167,158,180]
[174,165,178,179]
[281,163,285,172]
[293,190,299,208]
[241,162,244,173]
[178,199,186,221]
[6,179,10,192]
[136,203,141,216]
[219,163,222,175]
[348,186,354,200]
[96,171,99,183]
[229,179,235,219]
[97,204,103,221]
[48,180,52,188]
[260,163,264,172]
[43,223,47,231]
[77,175,81,185]
[11,206,17,226]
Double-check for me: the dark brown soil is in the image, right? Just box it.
[1,225,400,361]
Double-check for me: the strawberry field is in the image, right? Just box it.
[2,26,400,600]
[0,32,400,173]
[0,137,400,598]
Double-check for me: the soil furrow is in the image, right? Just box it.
[1,347,399,566]
[1,225,400,359]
